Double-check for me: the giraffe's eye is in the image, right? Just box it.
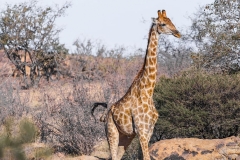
[160,24,166,26]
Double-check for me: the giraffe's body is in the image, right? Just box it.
[106,24,160,159]
[92,10,181,160]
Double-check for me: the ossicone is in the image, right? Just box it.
[158,10,167,19]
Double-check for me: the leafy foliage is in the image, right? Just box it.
[152,70,240,142]
[0,0,70,88]
[190,0,240,73]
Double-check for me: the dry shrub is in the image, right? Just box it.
[0,79,27,124]
[34,80,106,155]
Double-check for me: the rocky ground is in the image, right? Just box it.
[47,136,240,160]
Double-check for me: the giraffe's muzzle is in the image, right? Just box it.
[173,30,181,38]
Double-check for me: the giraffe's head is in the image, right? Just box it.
[152,10,181,38]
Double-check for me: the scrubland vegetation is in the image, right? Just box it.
[0,0,239,159]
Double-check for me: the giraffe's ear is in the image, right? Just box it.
[151,18,158,24]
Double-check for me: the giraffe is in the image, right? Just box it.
[92,10,181,160]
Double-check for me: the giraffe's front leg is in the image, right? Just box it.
[133,118,152,160]
[134,110,158,160]
[138,131,151,160]
[107,112,119,160]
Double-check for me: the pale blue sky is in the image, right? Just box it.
[2,0,214,51]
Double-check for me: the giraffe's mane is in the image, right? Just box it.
[132,23,155,82]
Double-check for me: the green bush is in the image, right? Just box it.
[152,70,240,142]
[0,117,52,160]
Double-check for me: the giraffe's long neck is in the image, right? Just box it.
[138,24,159,97]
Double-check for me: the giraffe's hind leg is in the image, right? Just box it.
[107,112,119,160]
[107,111,136,160]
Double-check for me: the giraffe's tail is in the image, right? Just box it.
[91,102,108,123]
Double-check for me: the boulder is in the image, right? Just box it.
[149,136,240,160]
[90,140,111,159]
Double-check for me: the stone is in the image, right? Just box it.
[149,136,240,160]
